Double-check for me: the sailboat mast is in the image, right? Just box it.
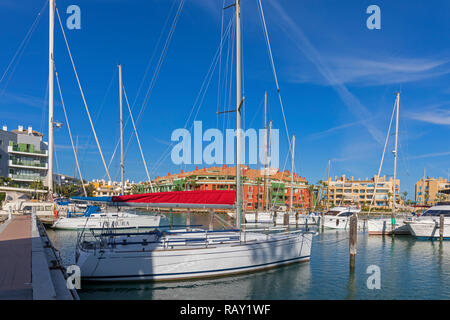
[267,120,272,209]
[290,135,295,211]
[263,91,267,211]
[235,0,242,229]
[119,64,124,195]
[47,0,55,199]
[327,159,331,210]
[392,92,400,220]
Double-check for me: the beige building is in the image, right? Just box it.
[91,179,134,197]
[324,174,400,209]
[415,177,450,205]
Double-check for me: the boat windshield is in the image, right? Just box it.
[325,210,341,216]
[422,210,450,217]
[337,211,353,217]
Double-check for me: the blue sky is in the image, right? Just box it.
[0,0,449,198]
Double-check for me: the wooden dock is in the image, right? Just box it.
[0,215,78,300]
[0,216,32,299]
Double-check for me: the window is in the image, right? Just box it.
[423,210,450,217]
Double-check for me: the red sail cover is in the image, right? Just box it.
[112,190,236,205]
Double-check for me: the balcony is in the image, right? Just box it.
[8,145,48,157]
[9,159,47,170]
[9,173,45,182]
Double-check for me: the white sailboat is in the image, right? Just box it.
[367,92,411,235]
[51,64,165,230]
[51,206,168,230]
[75,0,314,281]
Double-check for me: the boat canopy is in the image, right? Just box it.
[72,196,112,202]
[72,190,236,209]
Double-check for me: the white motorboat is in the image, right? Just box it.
[51,207,168,230]
[76,227,314,281]
[405,204,450,240]
[322,206,361,230]
[0,200,55,216]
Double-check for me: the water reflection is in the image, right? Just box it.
[46,211,450,299]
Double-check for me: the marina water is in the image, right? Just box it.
[46,212,450,300]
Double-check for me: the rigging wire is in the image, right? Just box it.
[258,0,300,204]
[149,16,235,176]
[55,6,112,181]
[54,64,87,196]
[123,85,154,191]
[121,0,185,164]
[135,0,185,127]
[81,67,117,166]
[217,0,226,129]
[107,1,178,174]
[131,0,178,111]
[0,0,48,97]
[367,97,397,213]
[257,0,292,153]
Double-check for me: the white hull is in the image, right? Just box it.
[406,218,450,239]
[77,231,314,281]
[244,212,318,225]
[245,212,273,223]
[323,216,351,229]
[367,218,410,235]
[51,213,166,230]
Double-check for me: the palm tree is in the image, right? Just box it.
[402,191,408,204]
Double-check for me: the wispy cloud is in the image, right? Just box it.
[306,120,365,140]
[406,107,450,125]
[2,92,48,109]
[267,1,384,145]
[410,151,450,160]
[290,57,450,87]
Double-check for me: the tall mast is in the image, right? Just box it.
[74,136,78,180]
[235,0,242,229]
[48,0,55,199]
[392,92,400,221]
[262,91,267,211]
[290,135,295,211]
[267,120,272,209]
[119,65,124,195]
[327,159,331,210]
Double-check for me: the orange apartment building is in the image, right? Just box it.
[134,165,311,210]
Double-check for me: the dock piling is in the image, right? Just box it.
[321,212,324,232]
[209,209,214,231]
[186,209,191,230]
[349,214,357,272]
[283,213,289,226]
[440,214,444,242]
